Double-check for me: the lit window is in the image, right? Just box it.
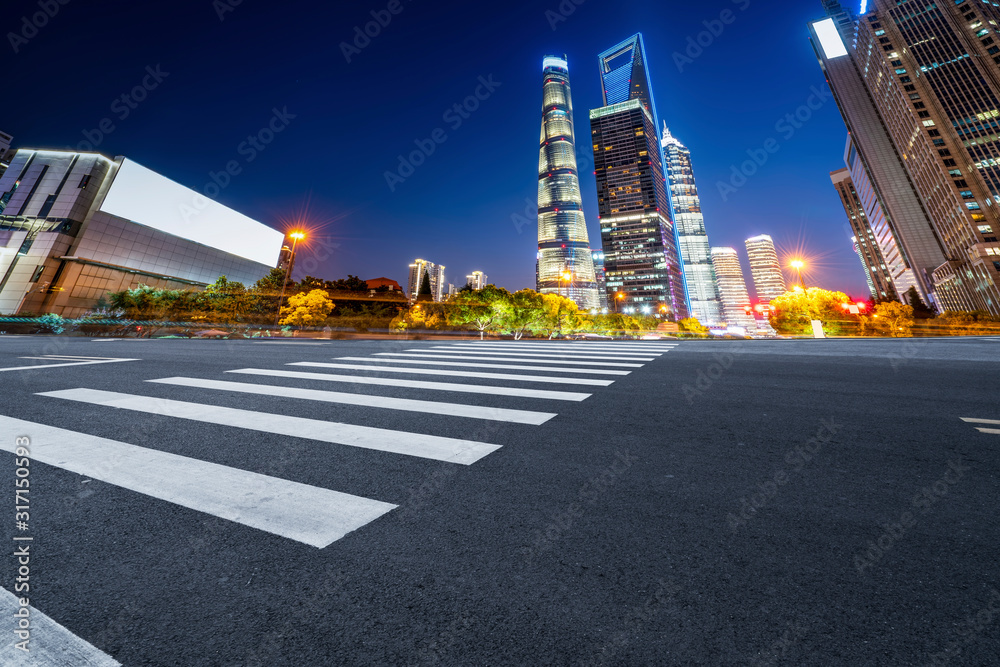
[922,120,936,126]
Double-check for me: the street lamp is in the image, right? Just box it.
[790,259,805,289]
[560,270,573,299]
[274,231,306,327]
[615,291,625,314]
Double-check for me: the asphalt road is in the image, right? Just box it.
[0,335,998,666]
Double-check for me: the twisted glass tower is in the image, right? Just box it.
[536,55,599,310]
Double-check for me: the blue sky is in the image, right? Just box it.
[4,0,869,298]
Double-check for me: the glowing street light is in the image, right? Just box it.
[789,259,805,289]
[274,230,307,327]
[615,291,626,314]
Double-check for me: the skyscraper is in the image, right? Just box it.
[830,168,896,300]
[811,0,1000,314]
[591,248,609,310]
[536,55,599,310]
[407,259,445,302]
[591,34,688,319]
[745,235,787,302]
[711,247,756,330]
[662,123,723,324]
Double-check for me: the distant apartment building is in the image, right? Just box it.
[466,271,487,290]
[830,168,896,300]
[407,258,446,302]
[745,234,786,302]
[710,247,756,330]
[0,149,284,316]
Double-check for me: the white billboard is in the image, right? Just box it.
[813,18,849,60]
[99,158,284,266]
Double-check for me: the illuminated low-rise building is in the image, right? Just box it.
[711,247,756,330]
[0,149,284,316]
[745,234,786,303]
[466,270,487,290]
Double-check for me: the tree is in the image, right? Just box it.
[498,289,543,340]
[769,288,857,336]
[417,272,433,301]
[677,317,709,338]
[905,286,935,319]
[204,276,252,322]
[279,289,335,327]
[532,293,585,339]
[866,301,914,337]
[254,268,286,293]
[329,275,370,292]
[448,285,511,339]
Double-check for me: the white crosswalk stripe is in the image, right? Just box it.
[374,353,644,368]
[1,587,121,666]
[285,361,615,386]
[438,345,660,358]
[227,367,593,400]
[421,347,657,361]
[961,417,1000,434]
[146,377,558,424]
[0,416,395,548]
[37,388,502,464]
[335,356,631,375]
[0,356,139,373]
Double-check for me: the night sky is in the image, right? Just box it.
[4,0,869,298]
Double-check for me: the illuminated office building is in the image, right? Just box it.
[591,248,609,310]
[710,247,755,330]
[745,234,786,303]
[591,34,688,318]
[536,55,599,310]
[830,167,896,300]
[662,123,722,324]
[407,259,446,302]
[811,0,1000,313]
[0,149,283,316]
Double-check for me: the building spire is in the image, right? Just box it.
[660,121,682,148]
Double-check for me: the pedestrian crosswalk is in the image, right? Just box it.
[9,341,679,550]
[0,355,139,373]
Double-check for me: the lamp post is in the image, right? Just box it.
[274,231,305,328]
[615,291,625,314]
[790,259,805,290]
[560,270,573,299]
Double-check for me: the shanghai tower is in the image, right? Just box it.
[536,55,599,310]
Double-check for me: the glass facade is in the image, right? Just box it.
[710,247,756,330]
[536,56,599,310]
[744,235,787,303]
[661,124,722,325]
[591,35,688,319]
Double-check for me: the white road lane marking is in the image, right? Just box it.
[334,356,631,376]
[375,353,643,368]
[0,358,139,373]
[286,361,615,386]
[226,368,591,401]
[440,344,661,356]
[37,389,501,465]
[1,586,122,666]
[0,416,396,549]
[146,377,558,425]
